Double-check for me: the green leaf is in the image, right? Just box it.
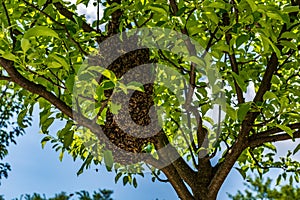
[126,81,145,92]
[38,0,47,6]
[49,61,62,69]
[110,102,121,114]
[260,35,270,52]
[76,0,85,5]
[63,131,74,148]
[183,56,205,67]
[24,26,59,39]
[123,176,129,186]
[293,143,300,155]
[39,107,52,126]
[279,96,288,112]
[261,35,281,57]
[77,165,84,176]
[282,6,299,13]
[201,103,210,116]
[17,109,28,128]
[59,150,64,162]
[133,177,138,188]
[76,154,93,176]
[103,3,122,20]
[144,143,152,153]
[264,143,277,152]
[116,82,128,94]
[237,103,251,122]
[65,75,75,92]
[176,7,187,16]
[280,40,298,50]
[213,43,230,53]
[103,150,114,171]
[149,4,167,14]
[206,2,226,9]
[283,172,287,180]
[21,38,31,53]
[231,72,247,92]
[115,173,122,183]
[98,68,117,83]
[263,91,278,101]
[276,124,295,138]
[236,35,249,48]
[280,32,298,39]
[226,105,237,120]
[266,11,283,21]
[276,174,282,185]
[101,80,115,90]
[41,117,55,133]
[205,12,219,24]
[246,0,257,11]
[2,52,17,62]
[49,54,69,69]
[295,174,300,183]
[41,136,52,149]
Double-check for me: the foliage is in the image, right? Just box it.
[0,0,299,199]
[228,176,300,199]
[0,84,31,183]
[0,189,113,200]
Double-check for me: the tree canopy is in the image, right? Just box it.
[0,189,113,200]
[229,176,300,199]
[0,0,300,199]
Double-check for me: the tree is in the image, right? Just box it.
[0,189,113,200]
[228,176,300,199]
[0,0,299,199]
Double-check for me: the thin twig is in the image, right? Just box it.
[97,0,100,32]
[158,49,189,73]
[0,76,12,81]
[170,117,198,168]
[2,1,16,47]
[145,164,169,182]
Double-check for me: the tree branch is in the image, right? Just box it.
[208,16,296,196]
[0,57,73,118]
[248,122,300,144]
[145,164,169,183]
[169,1,209,166]
[0,57,103,146]
[106,0,122,36]
[161,164,195,200]
[53,2,96,33]
[259,123,300,137]
[52,2,105,44]
[223,11,244,104]
[170,117,198,167]
[249,130,300,148]
[154,131,197,188]
[208,137,247,198]
[0,76,12,81]
[253,53,279,103]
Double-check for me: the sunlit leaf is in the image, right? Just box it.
[276,124,295,138]
[103,150,114,171]
[24,26,59,39]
